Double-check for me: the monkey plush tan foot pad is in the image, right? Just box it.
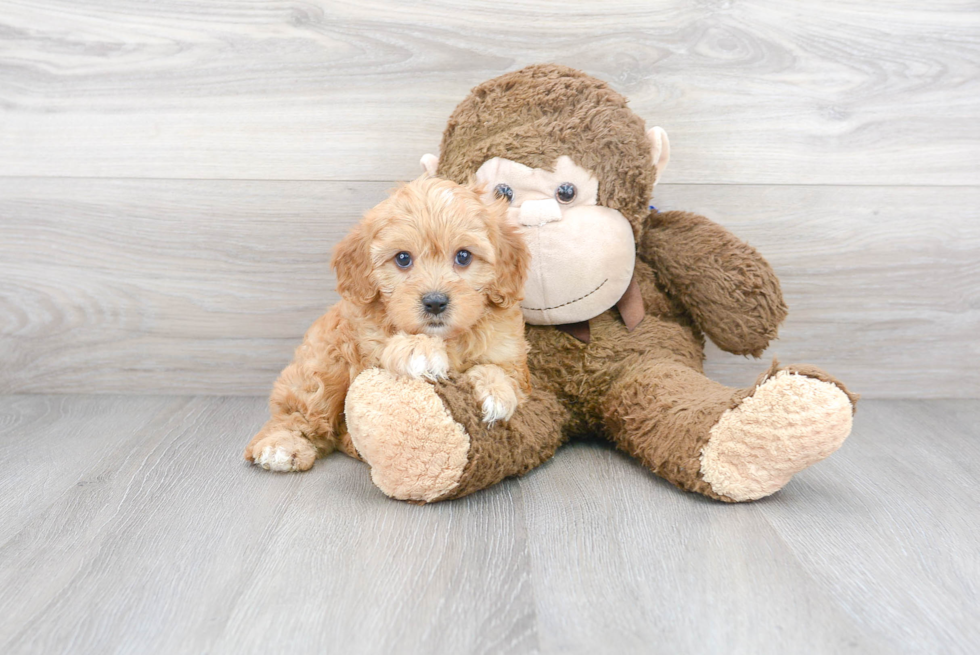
[700,370,854,501]
[345,368,470,503]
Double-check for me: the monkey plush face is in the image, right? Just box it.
[472,155,635,325]
[424,64,670,327]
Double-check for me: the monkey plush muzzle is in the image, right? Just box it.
[473,155,636,325]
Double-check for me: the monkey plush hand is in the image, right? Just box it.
[344,64,857,503]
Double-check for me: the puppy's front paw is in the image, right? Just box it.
[465,365,520,424]
[481,392,518,425]
[244,430,317,472]
[380,333,449,381]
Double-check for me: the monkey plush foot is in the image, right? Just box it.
[345,368,471,503]
[346,368,568,503]
[699,369,855,501]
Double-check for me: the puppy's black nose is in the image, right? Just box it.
[422,292,449,315]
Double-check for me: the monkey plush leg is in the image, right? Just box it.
[344,369,567,503]
[602,360,857,501]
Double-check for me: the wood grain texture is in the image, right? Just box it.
[656,184,980,397]
[1,0,978,184]
[518,398,980,654]
[2,178,976,397]
[0,395,977,654]
[0,178,386,395]
[0,395,535,654]
[0,395,182,544]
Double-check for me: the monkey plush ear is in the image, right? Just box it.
[647,127,671,184]
[331,224,379,305]
[420,153,439,177]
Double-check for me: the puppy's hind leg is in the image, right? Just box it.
[244,359,346,472]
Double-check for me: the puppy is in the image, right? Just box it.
[244,176,531,472]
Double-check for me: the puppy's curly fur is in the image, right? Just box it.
[244,176,531,472]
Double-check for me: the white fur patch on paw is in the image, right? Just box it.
[407,350,449,381]
[701,371,854,501]
[464,364,520,425]
[255,446,303,472]
[245,430,317,473]
[382,334,450,381]
[481,393,516,425]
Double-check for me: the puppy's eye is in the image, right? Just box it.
[494,184,514,203]
[394,251,413,269]
[454,249,472,267]
[556,182,576,204]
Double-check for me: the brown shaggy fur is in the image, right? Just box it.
[431,371,569,500]
[244,176,531,471]
[415,64,853,501]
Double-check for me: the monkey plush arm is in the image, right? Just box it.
[638,210,787,357]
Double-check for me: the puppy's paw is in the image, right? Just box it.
[465,365,520,425]
[244,430,317,472]
[380,333,449,381]
[481,393,518,425]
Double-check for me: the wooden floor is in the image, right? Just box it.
[0,396,976,654]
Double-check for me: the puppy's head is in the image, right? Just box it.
[332,176,529,337]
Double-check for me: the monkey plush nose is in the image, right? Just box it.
[518,198,562,226]
[421,292,449,315]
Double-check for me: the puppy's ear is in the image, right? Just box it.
[466,180,487,196]
[332,224,378,305]
[486,201,530,308]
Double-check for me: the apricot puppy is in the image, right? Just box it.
[244,176,531,472]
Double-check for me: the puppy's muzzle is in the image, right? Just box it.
[421,292,449,316]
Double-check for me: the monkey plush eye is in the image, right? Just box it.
[454,249,472,267]
[494,184,514,203]
[394,251,413,269]
[556,182,577,204]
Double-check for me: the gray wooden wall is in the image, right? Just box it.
[1,1,978,398]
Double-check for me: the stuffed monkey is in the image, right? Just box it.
[342,64,858,503]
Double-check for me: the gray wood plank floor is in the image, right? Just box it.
[0,396,976,654]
